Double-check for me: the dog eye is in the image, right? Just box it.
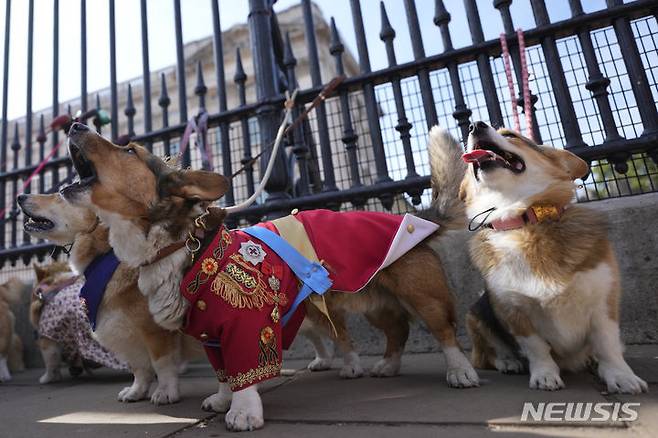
[501,133,516,139]
[125,147,136,154]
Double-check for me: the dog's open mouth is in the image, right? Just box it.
[67,142,97,189]
[462,140,526,176]
[23,210,55,232]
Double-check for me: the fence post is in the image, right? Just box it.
[248,0,290,215]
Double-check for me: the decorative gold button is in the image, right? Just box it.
[196,300,207,311]
[291,208,299,215]
[407,224,415,233]
[200,332,209,341]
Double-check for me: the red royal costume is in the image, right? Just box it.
[180,209,438,391]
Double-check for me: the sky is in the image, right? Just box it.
[0,0,613,120]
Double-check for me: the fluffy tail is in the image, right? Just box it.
[424,126,466,229]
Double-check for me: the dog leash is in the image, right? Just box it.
[177,110,213,171]
[500,29,534,142]
[229,75,344,180]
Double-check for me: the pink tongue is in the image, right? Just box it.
[462,149,493,164]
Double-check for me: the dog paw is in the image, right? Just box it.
[307,357,332,372]
[225,408,264,432]
[370,357,401,377]
[150,386,180,405]
[529,369,565,391]
[117,385,149,402]
[0,372,11,382]
[202,392,232,413]
[494,358,525,374]
[602,370,648,394]
[39,371,61,384]
[446,365,480,388]
[339,363,365,379]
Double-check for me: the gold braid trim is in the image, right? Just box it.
[211,254,279,309]
[227,363,282,391]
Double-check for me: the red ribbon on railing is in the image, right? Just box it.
[500,29,535,142]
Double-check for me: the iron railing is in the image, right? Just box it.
[0,0,657,269]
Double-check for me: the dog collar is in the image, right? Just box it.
[486,204,565,231]
[34,276,80,303]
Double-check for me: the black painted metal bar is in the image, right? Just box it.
[403,0,439,128]
[140,0,152,147]
[530,0,586,149]
[350,0,393,209]
[173,0,190,166]
[210,0,234,205]
[330,17,362,194]
[284,32,310,196]
[37,116,45,194]
[435,0,472,141]
[301,0,337,192]
[463,0,503,127]
[125,84,136,138]
[109,0,118,141]
[159,73,171,156]
[607,0,658,137]
[249,0,289,211]
[0,2,9,242]
[380,3,420,201]
[10,123,19,249]
[494,0,542,142]
[569,0,621,144]
[235,47,255,198]
[23,0,34,245]
[94,93,102,134]
[80,0,87,113]
[195,61,207,112]
[51,0,60,187]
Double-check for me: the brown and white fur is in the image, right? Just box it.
[0,277,25,382]
[60,122,478,431]
[18,192,203,403]
[444,121,647,394]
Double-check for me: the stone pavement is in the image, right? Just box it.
[1,346,656,438]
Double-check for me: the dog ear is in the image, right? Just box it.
[33,264,47,282]
[160,170,230,202]
[543,148,589,180]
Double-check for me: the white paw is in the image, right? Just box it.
[307,357,332,372]
[224,386,263,432]
[39,370,61,384]
[494,358,525,374]
[446,365,480,388]
[150,385,180,405]
[202,391,232,413]
[602,369,648,394]
[370,357,401,377]
[529,369,565,391]
[0,371,12,382]
[117,385,149,402]
[339,363,365,379]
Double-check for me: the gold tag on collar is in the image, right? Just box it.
[531,205,561,222]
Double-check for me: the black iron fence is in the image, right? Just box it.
[0,0,657,269]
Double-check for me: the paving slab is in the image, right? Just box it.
[1,349,656,438]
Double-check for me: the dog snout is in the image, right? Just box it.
[68,122,90,136]
[16,194,27,208]
[469,121,489,136]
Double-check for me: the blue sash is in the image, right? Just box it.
[242,226,332,325]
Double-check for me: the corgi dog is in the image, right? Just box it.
[18,192,203,403]
[29,261,117,382]
[440,121,647,394]
[0,277,25,382]
[60,122,478,432]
